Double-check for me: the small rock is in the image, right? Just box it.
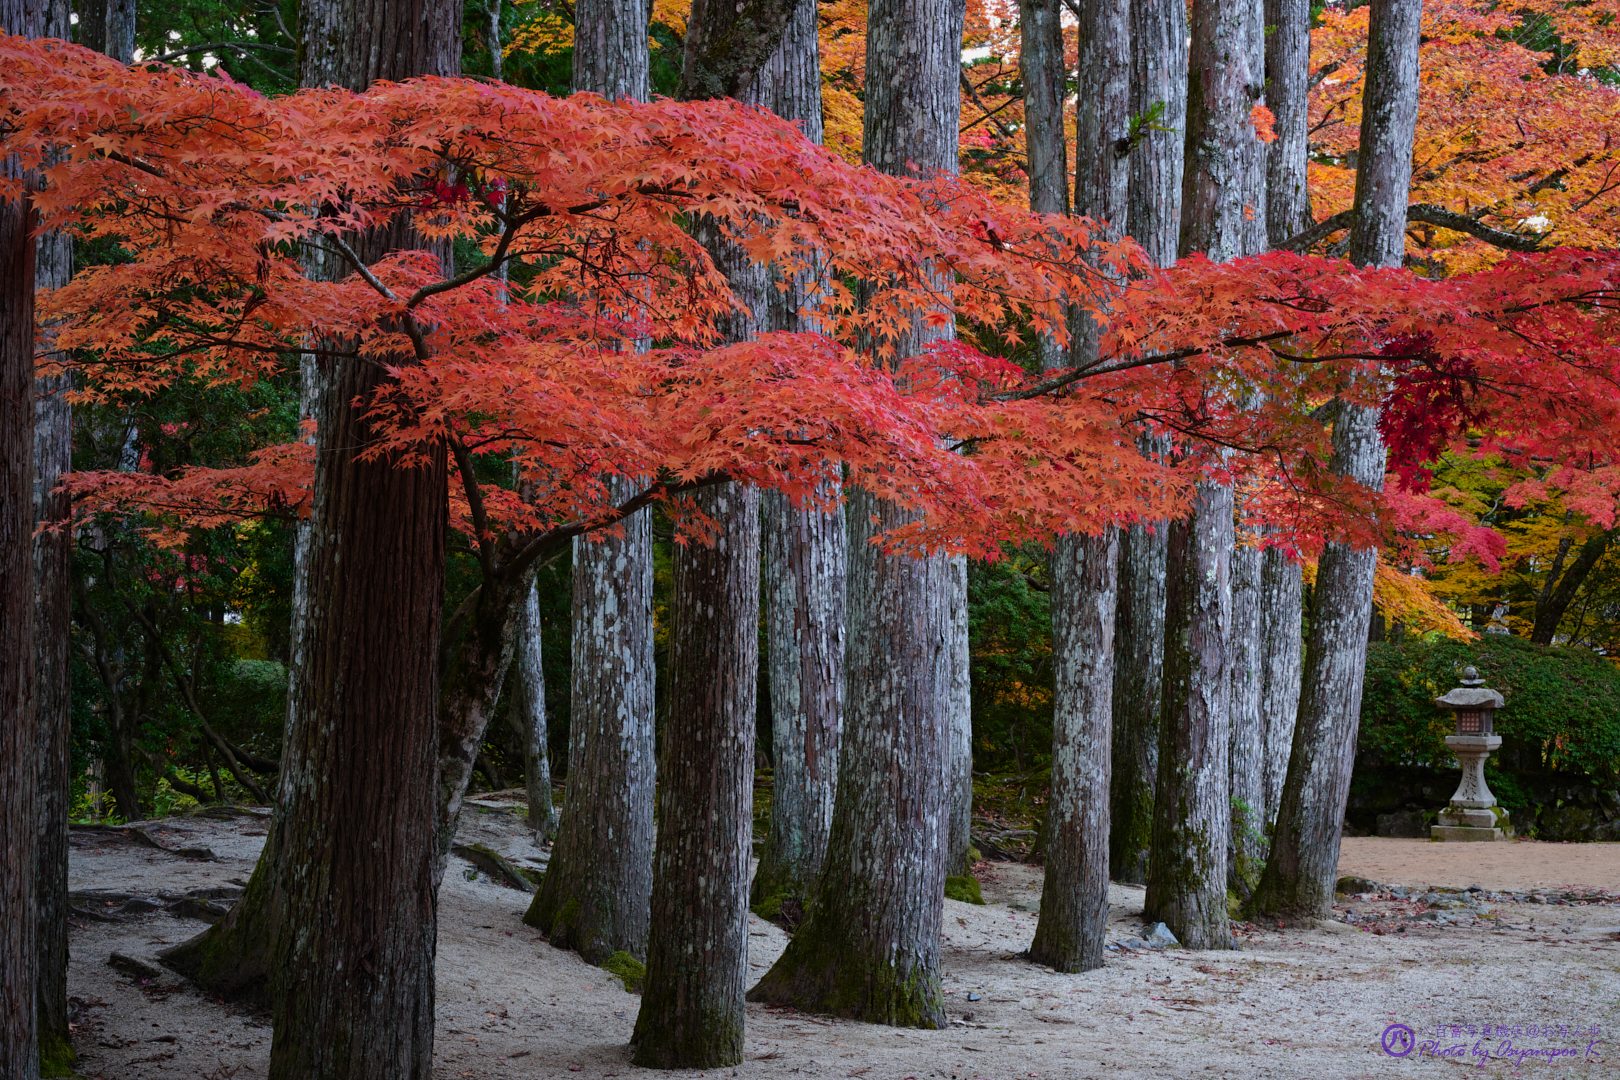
[166,897,231,923]
[108,952,167,980]
[1413,911,1450,923]
[966,992,981,1002]
[115,897,164,916]
[1117,936,1150,951]
[1142,922,1179,948]
[172,846,216,860]
[1336,875,1383,894]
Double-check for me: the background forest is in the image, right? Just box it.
[62,0,1620,831]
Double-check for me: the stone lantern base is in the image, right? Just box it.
[1430,734,1513,842]
[1431,806,1512,842]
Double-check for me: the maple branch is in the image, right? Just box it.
[319,231,434,361]
[450,436,497,581]
[141,41,295,66]
[958,70,1022,145]
[1307,60,1343,91]
[504,472,735,580]
[405,217,521,308]
[1276,205,1548,253]
[993,331,1299,401]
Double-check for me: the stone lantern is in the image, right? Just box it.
[1430,666,1510,841]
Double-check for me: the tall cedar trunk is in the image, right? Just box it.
[1264,0,1314,245]
[1145,484,1234,949]
[1146,0,1265,951]
[1252,0,1414,925]
[631,6,801,1059]
[1018,0,1069,372]
[524,479,655,961]
[1258,546,1303,828]
[31,3,72,1062]
[77,0,135,63]
[752,0,845,919]
[1226,0,1270,900]
[1110,0,1185,886]
[510,579,558,838]
[1227,544,1265,892]
[1027,0,1127,975]
[256,6,460,1078]
[631,485,761,1068]
[1256,0,1308,835]
[1029,532,1119,971]
[3,3,42,1073]
[527,0,656,965]
[755,488,845,912]
[749,0,964,1025]
[945,555,973,876]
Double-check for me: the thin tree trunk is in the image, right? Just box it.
[1109,518,1167,886]
[750,0,965,1025]
[1110,0,1185,886]
[1264,0,1314,246]
[631,485,760,1069]
[945,555,973,876]
[1252,0,1415,925]
[1258,546,1303,829]
[752,0,845,921]
[1027,0,1128,975]
[2,3,42,1070]
[509,578,558,839]
[1227,543,1265,893]
[31,3,73,1066]
[1530,531,1613,644]
[753,491,844,913]
[529,0,657,967]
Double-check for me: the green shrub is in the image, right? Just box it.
[1360,636,1620,783]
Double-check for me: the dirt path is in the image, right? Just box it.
[64,805,1620,1080]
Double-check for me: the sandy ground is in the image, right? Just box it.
[63,803,1620,1080]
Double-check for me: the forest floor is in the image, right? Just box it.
[62,796,1620,1080]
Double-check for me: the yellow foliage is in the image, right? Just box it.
[1301,554,1474,642]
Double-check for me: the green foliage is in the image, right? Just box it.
[967,551,1053,773]
[943,874,984,905]
[1360,635,1620,783]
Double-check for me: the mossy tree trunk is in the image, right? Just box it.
[747,490,952,1026]
[1228,542,1266,893]
[631,483,760,1069]
[748,0,964,1028]
[1259,543,1303,831]
[2,2,43,1070]
[1030,532,1119,971]
[752,0,844,920]
[1110,0,1185,887]
[1026,0,1127,975]
[1145,485,1235,949]
[525,0,657,966]
[1264,0,1314,245]
[1253,0,1412,926]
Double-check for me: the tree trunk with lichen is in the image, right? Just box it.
[524,0,657,967]
[1026,0,1127,975]
[750,0,845,923]
[631,484,760,1069]
[1252,0,1412,926]
[1110,0,1185,888]
[509,579,557,839]
[749,0,964,1026]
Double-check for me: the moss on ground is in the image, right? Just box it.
[38,1030,76,1078]
[602,950,646,993]
[944,874,984,905]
